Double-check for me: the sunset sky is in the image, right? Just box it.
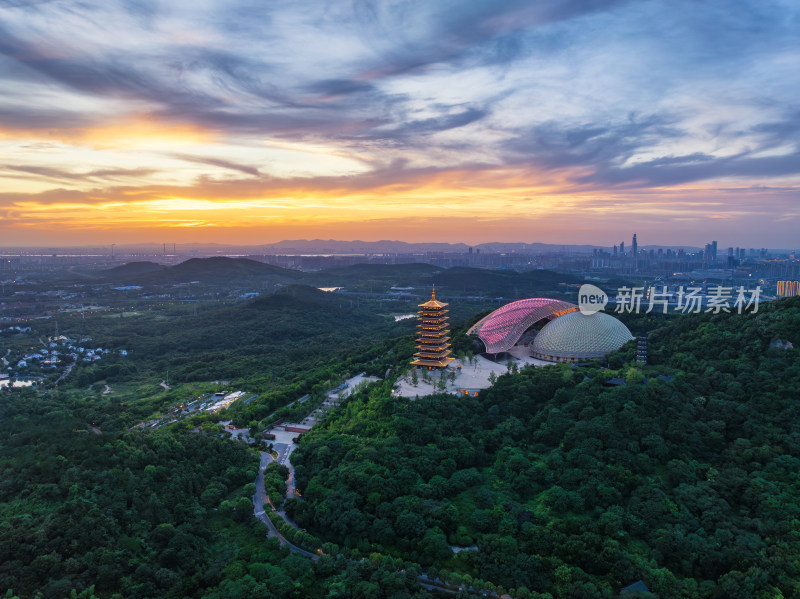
[1,0,798,247]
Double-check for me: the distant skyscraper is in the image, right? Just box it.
[705,241,721,265]
[620,241,625,256]
[613,245,618,257]
[632,234,638,270]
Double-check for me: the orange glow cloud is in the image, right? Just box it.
[0,0,797,249]
[2,160,797,247]
[0,116,213,148]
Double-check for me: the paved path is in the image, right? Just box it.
[254,372,383,557]
[283,445,299,497]
[252,404,494,593]
[55,362,74,385]
[252,451,318,560]
[275,506,304,535]
[253,452,283,541]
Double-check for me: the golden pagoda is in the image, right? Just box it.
[411,286,455,369]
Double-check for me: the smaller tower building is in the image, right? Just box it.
[411,287,455,369]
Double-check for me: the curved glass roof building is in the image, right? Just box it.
[467,298,579,354]
[468,297,634,362]
[531,311,634,361]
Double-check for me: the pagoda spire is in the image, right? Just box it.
[431,285,436,300]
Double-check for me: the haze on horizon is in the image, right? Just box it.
[0,0,798,248]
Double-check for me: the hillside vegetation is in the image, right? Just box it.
[290,297,800,598]
[67,284,410,388]
[97,257,584,298]
[0,388,431,599]
[0,282,429,598]
[101,257,301,285]
[4,256,796,598]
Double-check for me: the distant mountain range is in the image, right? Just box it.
[15,239,794,254]
[256,239,702,254]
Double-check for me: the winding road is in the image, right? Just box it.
[252,451,317,560]
[250,428,493,595]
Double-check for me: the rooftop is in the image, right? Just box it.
[417,286,448,309]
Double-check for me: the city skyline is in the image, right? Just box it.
[1,1,798,246]
[0,233,795,253]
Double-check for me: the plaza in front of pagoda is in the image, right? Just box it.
[395,288,551,398]
[394,349,552,398]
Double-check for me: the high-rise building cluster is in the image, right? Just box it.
[588,235,796,285]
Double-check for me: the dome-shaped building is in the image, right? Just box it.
[466,298,579,354]
[530,311,634,362]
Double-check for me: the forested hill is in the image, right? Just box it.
[290,296,800,598]
[102,261,167,278]
[0,282,426,598]
[302,263,584,297]
[96,257,584,298]
[0,386,430,599]
[102,256,300,284]
[75,284,408,388]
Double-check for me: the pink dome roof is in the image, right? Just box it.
[467,298,579,353]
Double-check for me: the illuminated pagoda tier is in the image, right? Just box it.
[411,286,455,369]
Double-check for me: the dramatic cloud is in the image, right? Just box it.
[166,154,260,177]
[0,0,797,245]
[2,165,158,182]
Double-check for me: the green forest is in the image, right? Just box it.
[66,284,410,386]
[0,387,431,598]
[95,258,585,299]
[289,297,800,598]
[2,267,799,598]
[0,280,434,598]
